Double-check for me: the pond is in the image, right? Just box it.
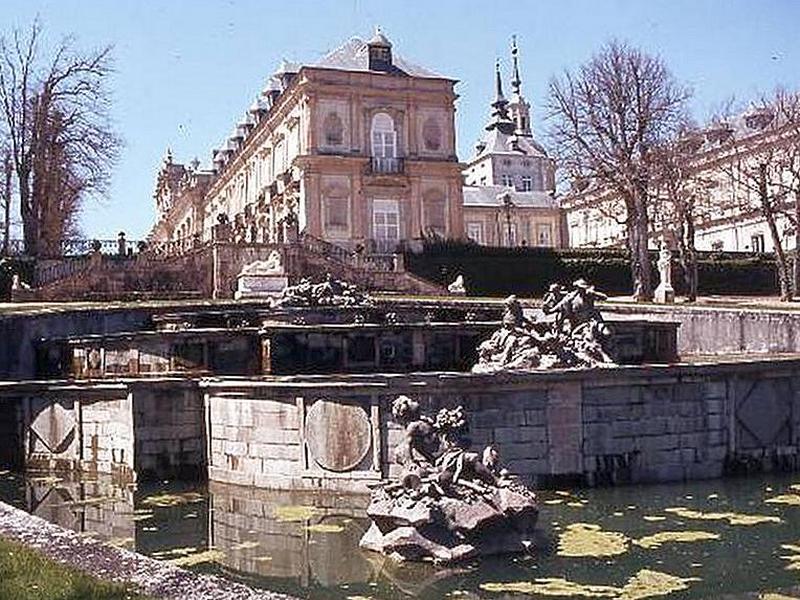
[2,471,800,599]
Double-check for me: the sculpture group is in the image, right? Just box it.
[359,395,538,562]
[274,274,374,308]
[473,278,615,372]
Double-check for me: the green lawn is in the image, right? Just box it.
[0,535,150,600]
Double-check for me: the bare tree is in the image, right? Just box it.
[547,41,691,300]
[650,131,715,302]
[0,19,119,257]
[1,146,10,254]
[719,89,800,301]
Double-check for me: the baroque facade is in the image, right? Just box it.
[562,102,800,253]
[462,39,564,248]
[151,31,463,253]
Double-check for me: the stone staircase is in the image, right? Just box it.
[22,235,444,302]
[294,233,444,295]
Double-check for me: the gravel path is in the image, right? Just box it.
[0,500,298,600]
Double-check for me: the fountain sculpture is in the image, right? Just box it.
[472,279,615,372]
[359,395,539,563]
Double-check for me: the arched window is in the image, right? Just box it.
[371,112,396,159]
[422,117,442,151]
[323,112,344,146]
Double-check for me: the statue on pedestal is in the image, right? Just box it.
[654,244,676,304]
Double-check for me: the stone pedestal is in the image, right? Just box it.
[233,251,288,300]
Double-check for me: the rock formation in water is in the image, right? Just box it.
[359,395,538,562]
[472,279,615,372]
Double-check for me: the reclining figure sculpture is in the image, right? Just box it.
[473,278,615,372]
[359,395,538,563]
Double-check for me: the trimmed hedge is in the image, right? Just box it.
[404,240,779,297]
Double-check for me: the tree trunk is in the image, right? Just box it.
[686,216,698,302]
[629,189,653,301]
[759,165,792,301]
[795,190,800,297]
[1,153,10,256]
[18,172,39,258]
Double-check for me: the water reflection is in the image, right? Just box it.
[7,471,800,598]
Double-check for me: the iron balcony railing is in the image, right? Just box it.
[368,157,405,175]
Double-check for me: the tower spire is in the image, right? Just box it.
[487,59,514,134]
[511,35,522,96]
[493,59,506,106]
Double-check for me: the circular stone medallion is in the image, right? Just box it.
[304,398,372,472]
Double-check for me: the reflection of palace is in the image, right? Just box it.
[151,31,566,252]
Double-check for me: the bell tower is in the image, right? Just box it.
[508,36,532,138]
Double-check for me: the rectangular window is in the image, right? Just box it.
[751,233,765,253]
[537,223,553,247]
[501,174,513,187]
[521,175,532,192]
[372,199,400,252]
[323,196,349,238]
[466,222,483,244]
[424,198,447,236]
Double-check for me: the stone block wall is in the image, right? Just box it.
[203,359,800,490]
[607,303,800,356]
[132,383,206,480]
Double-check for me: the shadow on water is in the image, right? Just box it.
[6,470,800,598]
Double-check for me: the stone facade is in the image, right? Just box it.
[461,40,564,248]
[3,358,800,490]
[151,31,463,254]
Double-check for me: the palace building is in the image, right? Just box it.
[461,39,564,248]
[562,102,800,253]
[150,30,463,254]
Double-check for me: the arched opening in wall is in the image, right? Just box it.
[371,112,397,172]
[323,112,344,147]
[422,189,447,239]
[422,117,442,152]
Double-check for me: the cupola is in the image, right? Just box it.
[367,28,393,72]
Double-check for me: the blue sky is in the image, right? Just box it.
[3,0,799,239]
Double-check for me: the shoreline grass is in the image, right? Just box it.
[0,534,150,600]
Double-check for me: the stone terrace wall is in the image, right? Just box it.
[3,358,800,490]
[0,307,154,379]
[0,380,206,483]
[605,303,800,356]
[203,358,800,491]
[132,382,206,480]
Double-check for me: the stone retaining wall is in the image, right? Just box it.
[606,303,800,355]
[201,359,800,491]
[3,358,800,490]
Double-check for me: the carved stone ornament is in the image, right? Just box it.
[305,398,372,472]
[274,274,374,308]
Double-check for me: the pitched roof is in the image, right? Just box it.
[463,185,559,209]
[311,37,450,80]
[471,128,548,162]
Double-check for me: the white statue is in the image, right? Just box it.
[447,274,466,296]
[239,250,283,277]
[654,244,675,304]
